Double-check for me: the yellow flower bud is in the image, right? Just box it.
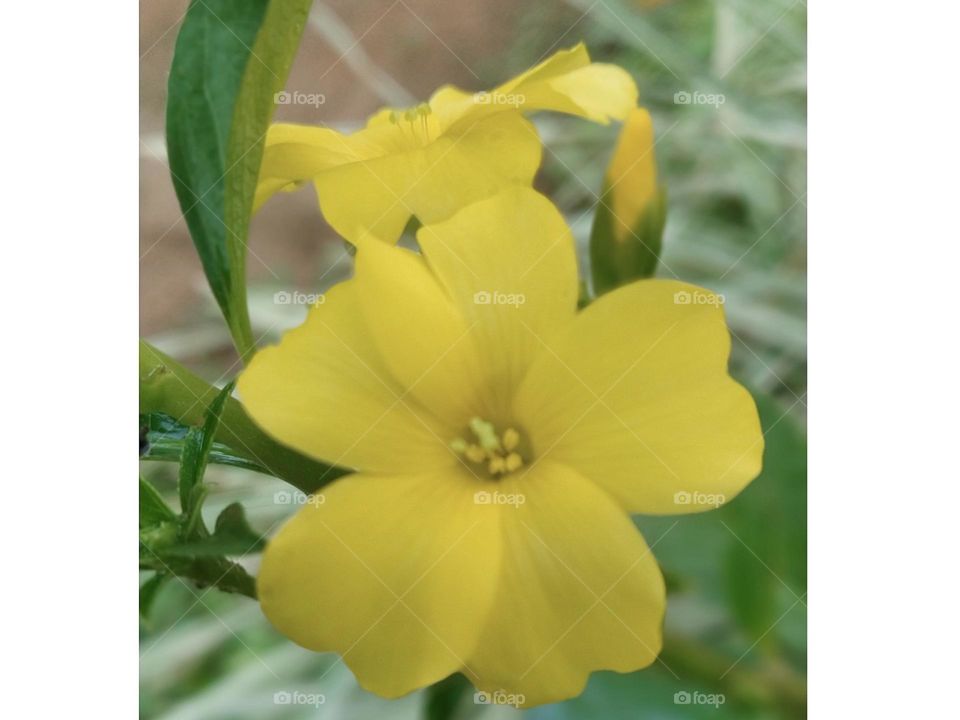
[606,107,658,244]
[590,107,667,296]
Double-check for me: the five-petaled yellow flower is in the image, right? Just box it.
[238,188,763,706]
[254,43,636,243]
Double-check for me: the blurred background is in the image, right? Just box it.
[140,0,806,717]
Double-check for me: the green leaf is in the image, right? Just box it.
[527,670,741,720]
[166,0,267,358]
[165,503,266,557]
[589,186,667,297]
[139,476,176,528]
[724,534,777,641]
[223,0,314,348]
[424,673,472,720]
[178,382,234,523]
[722,394,807,641]
[142,379,264,599]
[166,0,311,361]
[139,573,169,625]
[140,412,269,474]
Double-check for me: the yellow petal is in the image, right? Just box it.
[515,279,763,514]
[498,43,594,94]
[312,111,541,243]
[310,149,417,243]
[352,237,485,426]
[606,107,659,242]
[254,123,369,212]
[414,112,542,224]
[416,188,578,420]
[237,281,455,473]
[254,121,413,242]
[467,461,664,707]
[512,62,639,124]
[436,43,638,131]
[258,469,502,698]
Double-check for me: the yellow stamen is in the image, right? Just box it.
[465,444,487,464]
[387,103,437,146]
[451,418,528,477]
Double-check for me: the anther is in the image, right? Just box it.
[465,444,486,464]
[451,418,528,478]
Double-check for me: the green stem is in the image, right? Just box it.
[227,300,257,366]
[139,340,349,494]
[140,554,258,599]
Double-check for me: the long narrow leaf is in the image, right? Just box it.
[178,382,234,520]
[166,0,311,361]
[224,1,314,359]
[141,412,269,474]
[166,1,269,357]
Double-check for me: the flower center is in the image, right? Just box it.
[451,417,527,478]
[386,103,438,146]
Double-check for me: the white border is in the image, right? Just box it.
[2,2,137,715]
[811,1,960,715]
[3,1,960,716]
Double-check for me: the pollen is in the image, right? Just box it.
[451,418,527,477]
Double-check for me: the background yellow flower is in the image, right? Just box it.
[254,44,636,243]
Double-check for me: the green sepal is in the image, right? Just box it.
[589,184,668,298]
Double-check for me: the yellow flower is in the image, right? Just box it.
[255,43,637,243]
[238,188,762,706]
